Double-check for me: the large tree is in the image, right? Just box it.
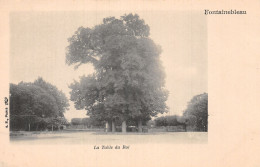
[10,78,69,131]
[67,13,168,132]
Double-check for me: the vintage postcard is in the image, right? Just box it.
[0,0,259,167]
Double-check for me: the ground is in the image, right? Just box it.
[10,131,207,144]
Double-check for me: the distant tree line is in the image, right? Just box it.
[154,115,186,126]
[154,93,208,132]
[10,77,70,131]
[70,117,105,128]
[69,93,208,132]
[70,116,147,130]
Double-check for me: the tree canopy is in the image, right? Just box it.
[67,13,168,131]
[10,77,69,131]
[154,115,187,127]
[183,93,208,131]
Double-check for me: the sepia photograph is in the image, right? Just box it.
[1,1,259,167]
[9,11,207,144]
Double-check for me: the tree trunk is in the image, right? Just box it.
[28,123,30,131]
[105,121,111,132]
[105,121,109,132]
[183,124,187,132]
[138,119,142,133]
[122,120,126,133]
[52,124,53,131]
[112,120,116,132]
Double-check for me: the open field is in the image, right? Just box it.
[10,131,207,145]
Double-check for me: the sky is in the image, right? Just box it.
[10,11,207,121]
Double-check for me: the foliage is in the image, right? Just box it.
[67,13,168,125]
[70,117,105,127]
[154,115,185,127]
[34,77,69,117]
[10,78,69,131]
[71,118,82,125]
[154,93,208,132]
[146,120,155,128]
[183,93,208,131]
[81,117,90,126]
[154,116,167,126]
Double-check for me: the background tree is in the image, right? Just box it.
[154,116,168,127]
[70,117,105,128]
[81,118,91,127]
[154,115,186,126]
[10,78,69,131]
[67,13,168,132]
[71,118,82,125]
[183,93,208,131]
[34,77,69,117]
